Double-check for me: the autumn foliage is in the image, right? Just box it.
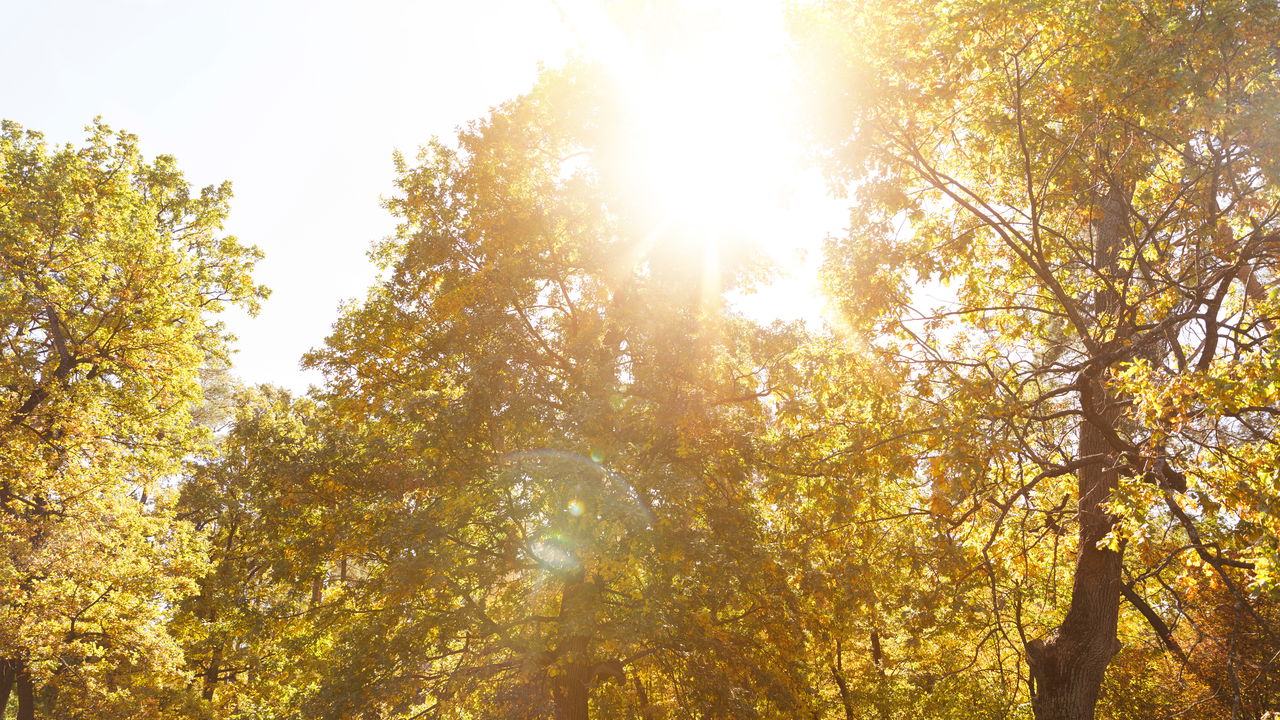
[2,1,1279,719]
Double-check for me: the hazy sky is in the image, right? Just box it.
[5,0,579,391]
[5,0,843,393]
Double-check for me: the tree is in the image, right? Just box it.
[0,120,265,718]
[801,1,1280,718]
[172,385,337,718]
[298,65,812,720]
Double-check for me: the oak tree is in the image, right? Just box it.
[803,1,1280,717]
[0,120,265,719]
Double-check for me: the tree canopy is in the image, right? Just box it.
[0,120,265,719]
[3,2,1280,720]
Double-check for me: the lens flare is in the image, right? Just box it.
[530,535,579,571]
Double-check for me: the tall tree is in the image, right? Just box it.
[0,120,265,718]
[300,65,811,720]
[801,1,1280,718]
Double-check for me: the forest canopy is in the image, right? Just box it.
[2,2,1279,720]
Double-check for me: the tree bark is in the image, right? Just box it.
[553,570,596,720]
[14,660,35,720]
[0,658,14,716]
[555,665,591,720]
[202,644,222,701]
[310,575,323,609]
[830,664,857,720]
[1025,183,1128,720]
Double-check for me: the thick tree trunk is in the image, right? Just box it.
[1025,184,1128,720]
[14,660,35,720]
[553,570,596,720]
[555,666,591,720]
[1025,408,1123,719]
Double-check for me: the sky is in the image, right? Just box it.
[3,0,845,393]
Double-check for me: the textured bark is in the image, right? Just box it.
[1025,184,1128,720]
[555,666,590,720]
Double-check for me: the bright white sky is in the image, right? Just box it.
[4,0,845,393]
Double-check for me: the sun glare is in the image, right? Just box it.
[623,8,798,230]
[557,0,836,324]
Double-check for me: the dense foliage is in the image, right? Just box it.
[0,121,264,718]
[2,2,1278,719]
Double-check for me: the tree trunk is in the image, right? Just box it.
[830,664,856,720]
[14,660,35,720]
[553,570,596,720]
[869,630,891,720]
[1025,183,1128,720]
[555,666,591,720]
[310,575,323,609]
[0,658,14,716]
[1025,409,1123,719]
[202,644,222,701]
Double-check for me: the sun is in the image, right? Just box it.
[568,5,819,249]
[552,0,844,324]
[618,5,800,232]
